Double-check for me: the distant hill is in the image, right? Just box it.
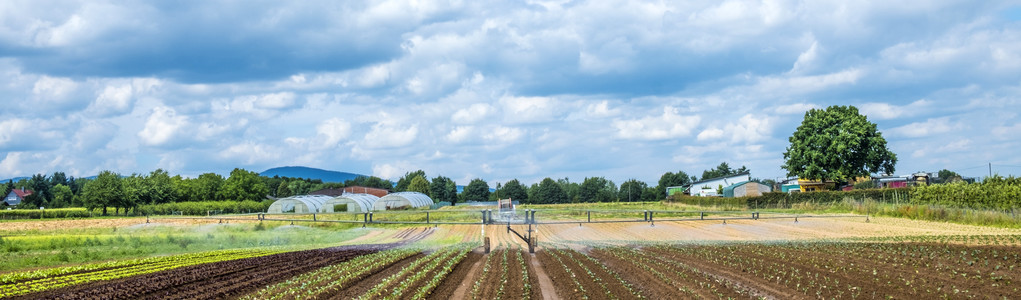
[0,177,29,183]
[259,166,367,183]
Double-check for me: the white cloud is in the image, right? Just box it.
[773,103,818,115]
[372,161,416,180]
[500,96,559,124]
[697,114,773,143]
[888,117,963,138]
[483,126,525,144]
[859,99,930,120]
[219,142,281,165]
[316,118,352,148]
[992,122,1021,139]
[585,100,621,118]
[754,69,863,95]
[446,126,474,143]
[90,84,134,116]
[614,107,701,140]
[363,121,419,149]
[452,103,493,124]
[32,76,76,97]
[138,106,188,147]
[0,118,63,151]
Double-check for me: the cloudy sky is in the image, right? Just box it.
[2,1,1021,185]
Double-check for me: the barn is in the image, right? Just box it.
[322,194,379,213]
[266,195,332,213]
[373,192,433,210]
[722,181,772,197]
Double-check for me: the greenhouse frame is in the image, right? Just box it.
[322,193,380,213]
[373,192,433,210]
[267,195,333,213]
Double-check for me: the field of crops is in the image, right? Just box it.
[5,217,1021,299]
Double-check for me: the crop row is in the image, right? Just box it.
[647,241,1021,298]
[538,246,640,300]
[357,243,473,300]
[0,249,280,297]
[241,248,420,300]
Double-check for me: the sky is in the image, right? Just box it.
[2,0,1021,185]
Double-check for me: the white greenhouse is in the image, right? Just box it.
[267,195,333,213]
[321,194,380,213]
[373,192,433,210]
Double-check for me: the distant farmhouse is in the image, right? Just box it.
[666,172,753,197]
[4,188,33,207]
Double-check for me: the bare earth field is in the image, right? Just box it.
[421,216,1021,249]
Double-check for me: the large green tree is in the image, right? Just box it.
[82,170,124,215]
[219,168,269,201]
[141,169,178,204]
[557,178,580,203]
[395,170,426,192]
[656,171,693,197]
[429,176,457,204]
[444,180,458,205]
[462,178,490,202]
[534,178,568,204]
[192,173,224,201]
[501,179,529,202]
[407,175,431,196]
[700,162,749,180]
[50,184,72,208]
[618,179,649,202]
[783,105,897,182]
[579,177,617,203]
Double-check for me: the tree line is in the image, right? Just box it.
[386,163,754,205]
[2,162,756,214]
[2,168,395,215]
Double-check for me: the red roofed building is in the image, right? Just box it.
[343,186,389,198]
[4,188,33,206]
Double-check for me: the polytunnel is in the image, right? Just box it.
[373,192,433,210]
[266,195,332,213]
[321,193,380,213]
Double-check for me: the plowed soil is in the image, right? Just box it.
[427,251,484,299]
[14,244,391,300]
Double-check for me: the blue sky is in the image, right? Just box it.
[2,1,1021,185]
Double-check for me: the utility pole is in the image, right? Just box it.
[989,163,993,178]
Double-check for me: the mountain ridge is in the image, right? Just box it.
[259,166,367,183]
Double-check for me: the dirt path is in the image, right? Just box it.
[447,254,485,299]
[528,252,559,300]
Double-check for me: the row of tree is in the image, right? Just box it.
[4,162,757,213]
[385,163,755,205]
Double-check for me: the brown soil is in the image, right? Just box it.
[536,248,641,300]
[428,252,484,300]
[323,253,425,299]
[528,252,559,300]
[15,244,391,300]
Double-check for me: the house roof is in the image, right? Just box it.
[309,188,344,197]
[12,189,33,198]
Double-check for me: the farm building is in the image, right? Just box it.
[309,188,345,197]
[343,186,390,198]
[267,195,332,213]
[4,188,32,206]
[797,179,837,192]
[322,194,379,213]
[687,172,751,197]
[373,192,433,210]
[722,181,772,197]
